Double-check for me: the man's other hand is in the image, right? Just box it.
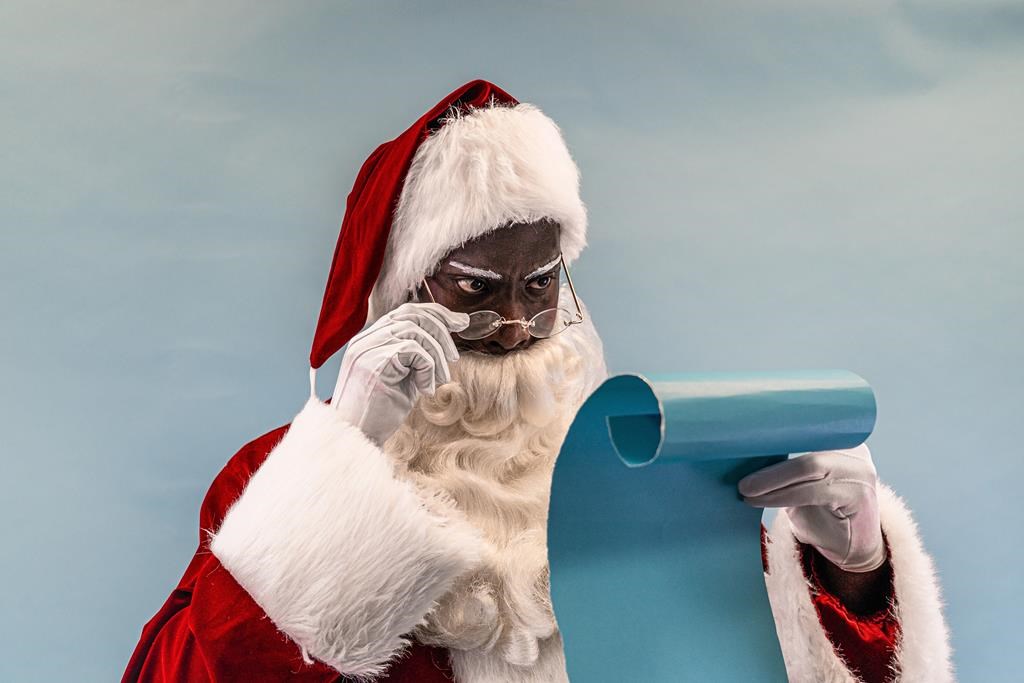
[738,443,886,573]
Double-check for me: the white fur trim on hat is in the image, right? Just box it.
[368,102,587,321]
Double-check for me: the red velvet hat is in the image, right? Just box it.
[309,79,588,371]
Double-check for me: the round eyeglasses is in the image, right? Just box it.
[419,254,585,341]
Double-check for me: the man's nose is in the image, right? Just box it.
[484,299,532,353]
[484,321,532,353]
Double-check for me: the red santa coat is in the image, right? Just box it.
[124,401,953,682]
[123,417,465,683]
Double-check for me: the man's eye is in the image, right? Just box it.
[528,275,553,290]
[455,278,487,294]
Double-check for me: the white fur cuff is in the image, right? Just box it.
[210,398,485,679]
[765,483,954,682]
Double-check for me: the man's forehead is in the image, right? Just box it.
[446,253,560,280]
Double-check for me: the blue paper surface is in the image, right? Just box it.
[547,370,876,681]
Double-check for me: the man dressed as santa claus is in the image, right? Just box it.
[124,81,953,682]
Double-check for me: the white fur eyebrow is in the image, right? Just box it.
[448,260,503,280]
[524,256,561,281]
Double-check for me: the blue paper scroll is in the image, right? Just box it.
[547,370,877,682]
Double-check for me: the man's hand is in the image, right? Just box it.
[331,302,470,446]
[738,443,886,573]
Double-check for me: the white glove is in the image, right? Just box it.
[738,443,886,573]
[331,302,470,447]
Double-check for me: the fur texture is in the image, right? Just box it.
[383,290,606,682]
[766,483,954,682]
[369,102,587,322]
[210,288,604,683]
[209,400,486,680]
[449,632,570,683]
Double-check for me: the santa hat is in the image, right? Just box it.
[308,79,588,371]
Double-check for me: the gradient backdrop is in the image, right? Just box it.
[2,2,1021,680]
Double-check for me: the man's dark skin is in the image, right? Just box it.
[416,219,562,356]
[417,218,893,616]
[815,544,893,616]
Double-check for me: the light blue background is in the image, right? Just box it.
[2,2,1021,680]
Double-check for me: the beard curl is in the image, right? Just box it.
[384,307,606,668]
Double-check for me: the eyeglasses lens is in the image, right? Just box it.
[528,307,576,339]
[459,311,504,340]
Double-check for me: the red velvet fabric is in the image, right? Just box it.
[124,425,901,681]
[309,79,518,369]
[800,542,900,683]
[122,423,456,682]
[760,525,900,683]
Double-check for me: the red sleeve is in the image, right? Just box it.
[760,525,900,683]
[122,424,339,682]
[122,422,458,683]
[123,552,340,682]
[799,542,900,683]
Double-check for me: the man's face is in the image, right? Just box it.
[417,220,561,355]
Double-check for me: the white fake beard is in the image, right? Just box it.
[384,310,606,670]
